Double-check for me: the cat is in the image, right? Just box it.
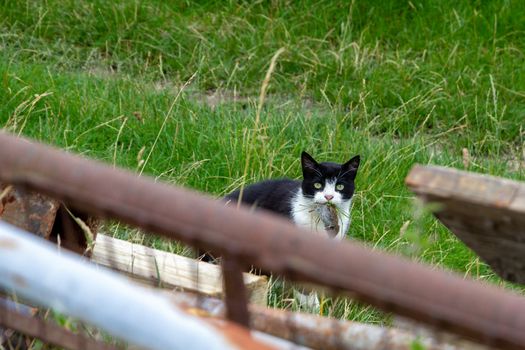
[225,151,360,240]
[222,151,360,310]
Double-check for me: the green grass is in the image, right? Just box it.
[1,0,525,335]
[2,0,524,153]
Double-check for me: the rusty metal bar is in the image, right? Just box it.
[0,183,59,239]
[169,291,488,350]
[0,183,98,255]
[0,132,525,349]
[0,303,118,350]
[221,257,250,327]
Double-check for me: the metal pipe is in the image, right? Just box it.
[1,132,525,349]
[0,221,281,350]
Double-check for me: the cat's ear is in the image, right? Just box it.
[342,155,360,180]
[301,151,320,177]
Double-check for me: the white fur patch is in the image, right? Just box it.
[290,183,353,311]
[291,184,352,240]
[293,289,320,311]
[313,179,342,205]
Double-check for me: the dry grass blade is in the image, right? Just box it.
[64,206,95,254]
[238,47,286,205]
[113,116,128,167]
[0,185,13,203]
[139,72,197,175]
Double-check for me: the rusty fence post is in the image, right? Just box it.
[221,257,250,327]
[0,183,98,255]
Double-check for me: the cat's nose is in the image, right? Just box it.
[324,194,334,201]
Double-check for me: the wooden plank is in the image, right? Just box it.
[91,234,268,306]
[406,165,525,283]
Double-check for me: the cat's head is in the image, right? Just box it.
[300,151,360,206]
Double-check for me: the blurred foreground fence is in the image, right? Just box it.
[1,131,525,349]
[0,221,291,350]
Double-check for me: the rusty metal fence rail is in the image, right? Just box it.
[1,132,525,349]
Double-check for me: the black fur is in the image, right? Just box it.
[224,152,360,217]
[224,179,300,218]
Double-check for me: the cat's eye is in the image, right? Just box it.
[314,182,322,189]
[336,184,345,191]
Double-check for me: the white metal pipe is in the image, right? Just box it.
[0,221,274,350]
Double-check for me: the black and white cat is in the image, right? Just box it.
[225,151,360,240]
[221,151,360,310]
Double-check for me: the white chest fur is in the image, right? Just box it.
[291,190,352,240]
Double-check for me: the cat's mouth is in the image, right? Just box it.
[314,200,337,206]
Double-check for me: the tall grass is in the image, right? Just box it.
[2,1,524,153]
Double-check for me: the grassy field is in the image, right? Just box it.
[1,0,525,330]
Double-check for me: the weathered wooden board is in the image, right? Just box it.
[406,165,525,283]
[92,234,268,306]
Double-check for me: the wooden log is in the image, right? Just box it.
[91,234,268,306]
[406,165,525,283]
